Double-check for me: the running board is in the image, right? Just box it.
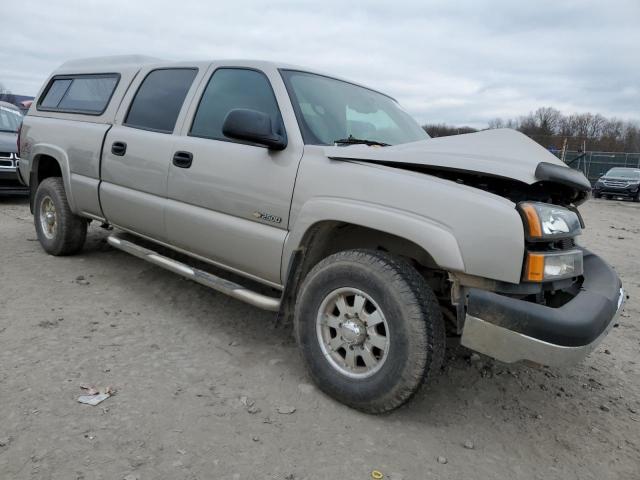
[107,235,281,311]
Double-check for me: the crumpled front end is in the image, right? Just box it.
[461,250,624,366]
[326,128,621,366]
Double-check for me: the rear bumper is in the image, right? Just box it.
[461,251,624,366]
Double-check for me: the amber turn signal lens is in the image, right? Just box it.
[525,253,545,282]
[520,203,542,238]
[523,250,583,282]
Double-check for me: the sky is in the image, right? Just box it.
[1,0,638,128]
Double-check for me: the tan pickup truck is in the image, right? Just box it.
[17,56,624,412]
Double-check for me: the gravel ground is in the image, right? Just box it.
[0,196,638,480]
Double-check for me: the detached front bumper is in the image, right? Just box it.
[461,251,624,366]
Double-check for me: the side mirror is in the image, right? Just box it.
[222,109,287,150]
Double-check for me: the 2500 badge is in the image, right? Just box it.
[252,211,282,224]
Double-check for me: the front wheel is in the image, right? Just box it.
[294,249,445,413]
[34,177,87,256]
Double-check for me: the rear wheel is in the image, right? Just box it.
[294,249,445,413]
[34,177,87,255]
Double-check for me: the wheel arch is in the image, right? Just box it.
[278,198,465,323]
[28,145,76,214]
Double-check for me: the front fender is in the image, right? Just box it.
[281,197,465,281]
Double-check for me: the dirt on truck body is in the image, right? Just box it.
[16,55,623,413]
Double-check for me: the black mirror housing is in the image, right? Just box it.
[222,109,287,150]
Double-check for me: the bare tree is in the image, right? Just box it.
[487,118,504,129]
[518,113,538,136]
[422,124,478,137]
[0,82,16,105]
[422,107,640,153]
[505,118,519,129]
[534,107,561,136]
[623,124,640,152]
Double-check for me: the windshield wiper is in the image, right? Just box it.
[333,135,390,147]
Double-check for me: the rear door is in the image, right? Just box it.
[166,65,303,286]
[100,67,200,240]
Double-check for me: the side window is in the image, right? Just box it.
[40,79,72,108]
[38,75,119,114]
[190,68,283,142]
[125,68,197,133]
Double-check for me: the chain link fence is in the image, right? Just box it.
[558,151,640,184]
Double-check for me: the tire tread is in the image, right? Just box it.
[295,249,445,413]
[34,177,87,256]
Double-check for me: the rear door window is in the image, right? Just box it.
[38,75,119,114]
[125,68,197,133]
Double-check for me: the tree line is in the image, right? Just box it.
[424,107,640,153]
[2,78,638,154]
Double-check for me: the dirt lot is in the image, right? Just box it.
[0,196,638,480]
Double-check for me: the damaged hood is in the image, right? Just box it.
[325,129,590,196]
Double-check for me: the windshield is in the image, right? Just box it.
[604,168,640,180]
[280,70,429,146]
[0,105,23,133]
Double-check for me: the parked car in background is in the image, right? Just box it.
[593,167,640,202]
[0,101,27,194]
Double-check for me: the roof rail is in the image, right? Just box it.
[59,55,162,69]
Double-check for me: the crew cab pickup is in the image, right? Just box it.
[17,56,624,413]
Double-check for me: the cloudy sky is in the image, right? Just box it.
[2,0,638,127]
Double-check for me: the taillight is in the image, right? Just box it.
[17,122,22,158]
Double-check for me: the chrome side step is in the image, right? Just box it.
[107,234,281,311]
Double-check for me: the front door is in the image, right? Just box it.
[166,66,302,286]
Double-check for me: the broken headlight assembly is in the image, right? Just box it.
[518,202,582,241]
[518,202,583,282]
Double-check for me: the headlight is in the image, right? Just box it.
[524,250,583,282]
[518,202,581,241]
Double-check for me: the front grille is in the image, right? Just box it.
[603,179,629,188]
[527,237,576,253]
[0,151,12,159]
[0,159,13,167]
[558,238,575,250]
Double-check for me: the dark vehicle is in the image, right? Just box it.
[0,101,27,194]
[593,167,640,202]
